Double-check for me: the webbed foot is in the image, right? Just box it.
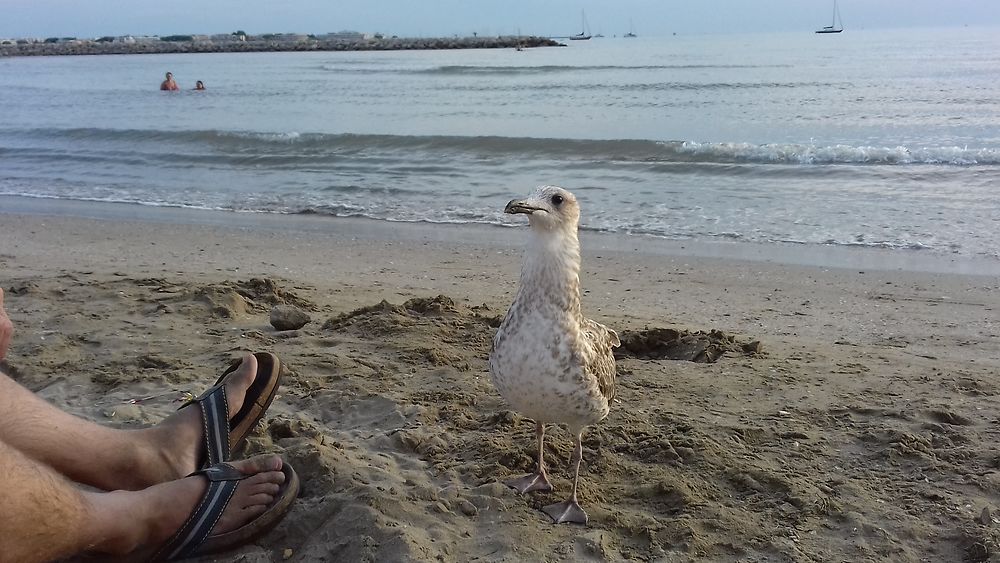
[504,472,553,494]
[542,498,588,524]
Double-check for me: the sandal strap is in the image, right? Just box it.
[153,463,245,561]
[196,385,231,465]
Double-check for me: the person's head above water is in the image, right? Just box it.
[195,80,205,90]
[160,71,179,91]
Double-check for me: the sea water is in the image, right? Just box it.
[1,28,998,260]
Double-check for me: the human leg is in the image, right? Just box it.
[0,438,286,563]
[0,354,259,491]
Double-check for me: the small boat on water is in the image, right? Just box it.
[570,10,592,40]
[624,18,637,38]
[816,0,844,33]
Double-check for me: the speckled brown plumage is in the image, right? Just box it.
[489,185,620,525]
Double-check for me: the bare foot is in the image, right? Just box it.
[86,454,286,556]
[128,354,260,488]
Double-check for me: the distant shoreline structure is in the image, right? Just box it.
[0,34,562,57]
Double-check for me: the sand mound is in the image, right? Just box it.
[189,278,316,318]
[617,327,763,362]
[321,295,498,372]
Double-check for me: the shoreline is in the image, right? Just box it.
[3,194,998,277]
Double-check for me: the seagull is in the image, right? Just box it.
[489,185,620,524]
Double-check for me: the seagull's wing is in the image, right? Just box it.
[582,317,620,403]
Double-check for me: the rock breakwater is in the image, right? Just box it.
[1,35,562,57]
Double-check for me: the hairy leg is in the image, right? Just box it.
[0,438,91,563]
[0,439,284,563]
[0,354,258,491]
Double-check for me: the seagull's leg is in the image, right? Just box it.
[505,421,553,493]
[542,430,588,524]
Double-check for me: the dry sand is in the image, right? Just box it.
[2,199,1000,562]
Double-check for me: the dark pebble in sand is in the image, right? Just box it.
[270,305,311,331]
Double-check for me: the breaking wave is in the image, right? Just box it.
[7,127,1000,166]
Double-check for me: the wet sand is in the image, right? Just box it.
[2,199,999,562]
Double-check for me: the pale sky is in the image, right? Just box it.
[1,0,997,39]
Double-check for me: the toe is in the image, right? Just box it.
[244,470,286,490]
[224,354,258,414]
[248,481,282,496]
[232,354,257,386]
[236,454,283,475]
[242,504,268,519]
[244,493,276,507]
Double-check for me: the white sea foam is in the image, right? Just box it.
[231,131,302,143]
[675,141,1000,165]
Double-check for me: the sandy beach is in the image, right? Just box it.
[2,197,999,562]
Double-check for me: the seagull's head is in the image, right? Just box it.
[504,185,580,234]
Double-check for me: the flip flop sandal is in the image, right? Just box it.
[180,352,283,466]
[152,461,300,561]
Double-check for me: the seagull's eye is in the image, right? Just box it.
[551,194,564,206]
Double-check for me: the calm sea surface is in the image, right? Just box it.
[2,28,999,260]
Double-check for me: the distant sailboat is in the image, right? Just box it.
[624,18,637,38]
[570,10,592,40]
[815,0,844,33]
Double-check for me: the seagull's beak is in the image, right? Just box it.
[505,199,541,215]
